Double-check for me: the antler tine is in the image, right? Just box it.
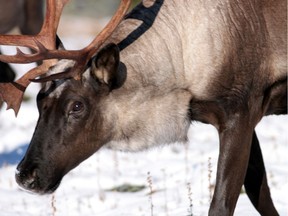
[0,63,53,114]
[0,0,68,115]
[38,0,69,49]
[0,35,41,51]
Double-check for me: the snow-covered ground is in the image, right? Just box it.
[0,18,287,216]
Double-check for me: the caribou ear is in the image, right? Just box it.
[91,43,120,87]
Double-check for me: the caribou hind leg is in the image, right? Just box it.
[244,131,279,216]
[244,76,288,215]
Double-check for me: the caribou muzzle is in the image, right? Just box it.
[15,159,62,194]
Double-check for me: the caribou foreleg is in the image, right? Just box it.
[208,113,254,216]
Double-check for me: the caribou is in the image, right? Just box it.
[0,0,286,215]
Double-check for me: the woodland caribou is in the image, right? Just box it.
[0,0,286,215]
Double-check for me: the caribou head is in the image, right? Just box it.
[16,44,122,193]
[0,0,133,193]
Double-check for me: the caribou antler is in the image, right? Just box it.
[0,0,68,115]
[0,0,131,115]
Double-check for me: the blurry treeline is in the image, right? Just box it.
[63,0,141,18]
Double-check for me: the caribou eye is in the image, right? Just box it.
[70,101,84,113]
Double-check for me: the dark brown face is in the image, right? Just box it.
[16,78,103,194]
[15,44,120,194]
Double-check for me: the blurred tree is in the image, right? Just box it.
[131,0,141,8]
[62,0,142,18]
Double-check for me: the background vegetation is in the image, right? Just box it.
[63,0,141,18]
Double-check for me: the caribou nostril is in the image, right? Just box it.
[15,168,38,190]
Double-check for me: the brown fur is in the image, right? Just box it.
[0,0,43,34]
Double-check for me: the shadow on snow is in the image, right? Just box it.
[0,144,28,166]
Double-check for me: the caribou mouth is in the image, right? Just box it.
[15,169,62,195]
[44,180,62,194]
